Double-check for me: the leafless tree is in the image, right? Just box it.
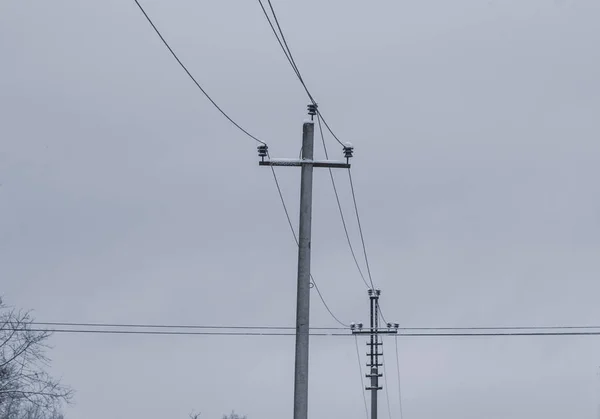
[0,298,72,419]
[222,411,246,419]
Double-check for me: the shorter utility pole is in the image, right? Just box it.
[351,289,399,419]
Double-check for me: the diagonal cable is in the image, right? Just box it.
[256,0,344,146]
[269,166,348,327]
[133,0,265,145]
[355,336,370,419]
[394,335,405,419]
[348,169,376,289]
[316,114,369,288]
[381,339,393,419]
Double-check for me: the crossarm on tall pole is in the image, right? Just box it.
[258,104,354,419]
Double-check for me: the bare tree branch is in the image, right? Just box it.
[0,298,71,418]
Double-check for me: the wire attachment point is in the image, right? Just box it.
[258,144,269,162]
[307,103,318,120]
[343,142,354,163]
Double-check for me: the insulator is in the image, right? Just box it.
[257,144,268,158]
[307,103,317,116]
[387,323,392,329]
[343,143,354,159]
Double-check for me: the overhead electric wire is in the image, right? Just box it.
[394,336,405,419]
[257,0,398,334]
[269,164,349,327]
[14,326,600,338]
[256,0,302,82]
[31,321,600,332]
[316,114,369,289]
[132,0,348,329]
[31,322,335,330]
[256,0,344,147]
[381,344,393,419]
[347,169,376,290]
[133,0,265,145]
[8,328,345,337]
[261,0,396,329]
[257,0,383,320]
[355,336,370,419]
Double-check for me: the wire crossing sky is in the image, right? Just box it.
[2,1,599,419]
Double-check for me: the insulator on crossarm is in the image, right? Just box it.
[257,144,268,162]
[343,142,354,162]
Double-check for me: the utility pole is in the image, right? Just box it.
[352,289,399,419]
[258,104,353,419]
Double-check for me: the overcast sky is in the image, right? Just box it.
[1,0,600,418]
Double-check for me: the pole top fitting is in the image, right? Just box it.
[307,103,318,120]
[257,144,268,162]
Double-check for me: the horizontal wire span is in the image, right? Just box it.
[16,327,600,338]
[30,322,600,331]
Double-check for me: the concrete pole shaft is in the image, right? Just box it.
[371,367,378,419]
[293,121,314,419]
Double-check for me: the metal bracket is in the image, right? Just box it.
[353,330,398,335]
[259,159,350,169]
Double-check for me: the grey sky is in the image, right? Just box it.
[1,0,599,418]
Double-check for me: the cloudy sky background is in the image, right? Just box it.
[2,0,600,418]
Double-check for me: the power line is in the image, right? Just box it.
[31,321,600,332]
[133,0,265,145]
[256,0,344,147]
[355,336,370,419]
[269,164,349,327]
[256,0,302,82]
[316,114,370,289]
[347,167,390,325]
[381,350,393,419]
[348,169,376,291]
[31,322,333,330]
[394,336,404,419]
[259,0,392,329]
[257,0,388,323]
[133,0,348,329]
[262,0,346,148]
[257,1,378,319]
[9,328,345,337]
[14,327,600,338]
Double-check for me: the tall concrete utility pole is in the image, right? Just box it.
[352,290,399,419]
[258,104,353,419]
